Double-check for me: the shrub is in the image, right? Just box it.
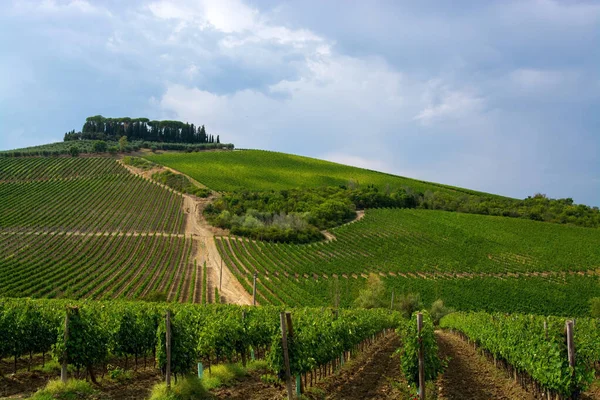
[429,299,453,326]
[69,146,80,157]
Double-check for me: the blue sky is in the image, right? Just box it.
[1,0,599,205]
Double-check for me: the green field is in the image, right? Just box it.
[146,150,502,197]
[218,208,600,315]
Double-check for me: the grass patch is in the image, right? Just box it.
[246,359,269,373]
[149,375,209,400]
[152,170,210,197]
[29,379,96,400]
[201,363,247,390]
[122,156,155,171]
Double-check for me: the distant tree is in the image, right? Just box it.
[216,135,220,144]
[430,299,454,325]
[108,146,118,155]
[69,146,80,157]
[395,293,423,318]
[354,273,386,309]
[118,136,128,152]
[92,140,108,153]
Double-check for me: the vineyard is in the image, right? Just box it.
[145,150,498,197]
[0,157,203,303]
[217,208,600,315]
[440,311,600,398]
[0,298,404,397]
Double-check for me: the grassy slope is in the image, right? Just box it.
[146,149,508,198]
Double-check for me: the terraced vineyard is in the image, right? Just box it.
[218,208,600,315]
[146,150,501,197]
[0,157,203,302]
[0,158,184,233]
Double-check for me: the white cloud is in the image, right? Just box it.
[414,81,485,125]
[148,0,322,47]
[320,153,390,173]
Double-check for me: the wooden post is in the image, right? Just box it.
[280,312,293,400]
[166,310,172,388]
[417,312,425,400]
[543,320,548,340]
[61,309,70,383]
[219,259,223,291]
[253,273,257,306]
[390,289,395,310]
[566,320,575,369]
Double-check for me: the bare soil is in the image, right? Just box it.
[436,331,535,400]
[314,332,403,400]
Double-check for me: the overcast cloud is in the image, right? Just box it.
[1,0,599,205]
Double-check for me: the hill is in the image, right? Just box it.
[145,149,500,197]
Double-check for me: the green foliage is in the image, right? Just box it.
[29,379,95,400]
[590,298,600,318]
[395,293,423,319]
[398,311,444,387]
[149,376,208,400]
[267,308,400,377]
[53,307,109,371]
[92,140,107,153]
[119,136,128,152]
[122,155,155,170]
[106,364,133,381]
[221,208,600,314]
[429,299,453,326]
[68,146,79,157]
[147,150,600,229]
[157,309,198,378]
[354,273,386,309]
[146,149,485,195]
[201,363,246,389]
[152,170,211,197]
[440,312,600,396]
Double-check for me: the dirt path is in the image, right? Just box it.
[122,159,253,305]
[322,210,366,241]
[436,331,535,400]
[317,332,402,400]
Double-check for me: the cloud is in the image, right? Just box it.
[320,153,391,173]
[2,0,600,206]
[414,81,485,125]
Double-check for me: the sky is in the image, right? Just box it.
[1,0,599,205]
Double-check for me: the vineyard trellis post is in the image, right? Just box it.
[390,289,395,310]
[166,310,172,388]
[253,273,257,306]
[219,258,223,291]
[280,312,293,400]
[566,319,575,367]
[417,312,425,400]
[61,308,71,383]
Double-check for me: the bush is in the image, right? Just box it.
[395,293,423,319]
[430,299,453,326]
[69,146,80,157]
[354,273,386,309]
[92,140,108,153]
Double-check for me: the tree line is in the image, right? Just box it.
[64,115,220,144]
